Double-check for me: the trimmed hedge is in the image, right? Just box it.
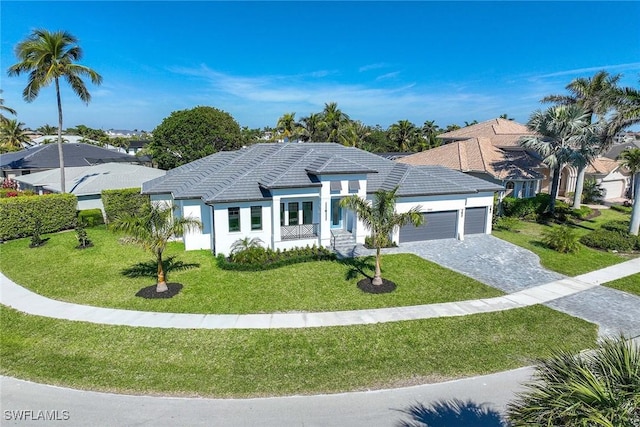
[101,188,150,224]
[502,194,551,219]
[580,229,638,252]
[0,193,77,240]
[217,245,337,271]
[610,204,632,214]
[77,209,105,227]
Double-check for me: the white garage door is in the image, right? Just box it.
[600,180,625,200]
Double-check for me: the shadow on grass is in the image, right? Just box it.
[395,399,509,427]
[337,256,375,281]
[135,283,183,299]
[121,256,200,280]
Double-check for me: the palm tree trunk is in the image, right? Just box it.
[156,251,168,292]
[572,166,586,208]
[373,246,383,286]
[630,174,640,236]
[55,78,66,193]
[549,165,562,214]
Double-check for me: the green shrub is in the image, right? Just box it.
[610,204,632,214]
[0,193,77,240]
[75,224,92,248]
[77,209,105,227]
[493,216,521,231]
[582,178,605,204]
[101,188,150,224]
[601,220,630,234]
[0,188,35,198]
[29,218,45,248]
[502,194,551,219]
[542,226,581,253]
[570,206,593,220]
[220,244,336,271]
[580,229,637,252]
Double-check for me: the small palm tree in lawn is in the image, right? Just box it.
[520,105,591,215]
[340,187,423,286]
[8,29,102,193]
[0,119,30,152]
[506,335,640,426]
[619,148,640,235]
[111,203,202,292]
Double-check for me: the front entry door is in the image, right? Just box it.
[330,198,343,229]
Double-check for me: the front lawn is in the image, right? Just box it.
[0,227,502,314]
[605,274,640,297]
[494,209,636,276]
[0,305,597,397]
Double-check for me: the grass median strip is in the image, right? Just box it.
[0,227,502,313]
[0,305,597,397]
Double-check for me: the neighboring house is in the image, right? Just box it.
[398,119,546,199]
[0,143,144,179]
[142,142,503,255]
[29,135,99,146]
[14,163,166,212]
[398,118,630,202]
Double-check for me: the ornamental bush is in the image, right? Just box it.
[220,244,336,271]
[502,194,551,219]
[542,226,581,253]
[101,188,150,224]
[0,193,77,240]
[77,208,105,227]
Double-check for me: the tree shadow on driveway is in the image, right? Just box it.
[395,399,509,427]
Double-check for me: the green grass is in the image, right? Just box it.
[605,274,640,297]
[0,305,597,397]
[493,209,636,276]
[0,227,502,314]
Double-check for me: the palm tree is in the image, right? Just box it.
[0,119,30,152]
[421,120,441,149]
[0,91,17,125]
[37,124,58,135]
[542,71,622,207]
[111,203,202,292]
[388,119,419,152]
[340,187,423,286]
[321,102,350,143]
[506,335,640,426]
[619,148,640,235]
[276,112,298,142]
[300,112,325,142]
[8,29,102,193]
[520,105,591,214]
[609,83,640,138]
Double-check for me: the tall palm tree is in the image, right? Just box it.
[37,124,58,135]
[0,119,30,152]
[8,29,102,193]
[619,148,640,235]
[0,91,17,125]
[321,102,350,143]
[300,112,325,142]
[507,335,640,426]
[520,105,591,214]
[609,83,640,138]
[542,71,622,207]
[340,187,423,286]
[388,119,419,152]
[111,203,203,292]
[421,120,441,150]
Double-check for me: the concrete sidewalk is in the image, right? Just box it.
[1,258,638,330]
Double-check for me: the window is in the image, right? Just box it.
[348,180,360,193]
[330,181,342,192]
[288,202,299,226]
[280,203,285,226]
[251,206,262,230]
[228,207,240,232]
[302,201,313,224]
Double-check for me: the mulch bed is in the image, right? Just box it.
[357,278,397,294]
[135,283,183,299]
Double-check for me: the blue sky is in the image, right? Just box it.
[2,1,639,132]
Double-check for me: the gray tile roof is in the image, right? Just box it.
[142,143,503,203]
[1,143,141,171]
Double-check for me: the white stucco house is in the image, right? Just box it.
[141,142,503,255]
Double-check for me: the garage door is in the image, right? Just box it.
[464,207,487,235]
[399,211,457,242]
[600,180,625,200]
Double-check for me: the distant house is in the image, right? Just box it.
[142,142,503,255]
[399,118,631,202]
[0,143,144,179]
[14,163,166,212]
[398,119,546,199]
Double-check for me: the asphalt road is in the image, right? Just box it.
[1,368,532,427]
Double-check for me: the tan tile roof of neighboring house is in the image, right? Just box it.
[438,118,531,147]
[398,137,544,181]
[586,157,623,175]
